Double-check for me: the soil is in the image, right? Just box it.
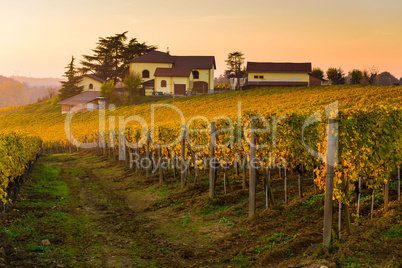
[0,152,401,267]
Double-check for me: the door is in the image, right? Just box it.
[174,84,186,95]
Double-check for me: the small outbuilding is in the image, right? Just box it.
[58,91,105,114]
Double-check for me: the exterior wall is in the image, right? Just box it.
[209,68,214,91]
[78,76,103,91]
[309,75,323,86]
[60,100,98,114]
[130,62,173,80]
[192,68,214,90]
[248,72,310,85]
[155,76,191,94]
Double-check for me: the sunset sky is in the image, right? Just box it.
[1,0,401,79]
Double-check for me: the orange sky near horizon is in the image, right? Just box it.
[0,0,401,79]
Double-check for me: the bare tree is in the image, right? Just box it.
[362,66,378,85]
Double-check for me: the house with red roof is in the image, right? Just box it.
[245,62,325,89]
[129,51,215,95]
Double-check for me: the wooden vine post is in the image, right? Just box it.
[158,140,164,184]
[249,125,256,218]
[186,136,199,184]
[357,176,362,216]
[370,185,375,220]
[284,166,287,205]
[146,131,150,178]
[242,154,248,190]
[108,131,111,156]
[209,121,216,199]
[180,125,186,189]
[323,118,337,249]
[103,132,106,155]
[135,133,139,173]
[384,182,389,213]
[398,167,401,201]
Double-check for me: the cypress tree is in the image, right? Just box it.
[59,56,83,100]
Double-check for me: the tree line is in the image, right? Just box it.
[311,67,401,85]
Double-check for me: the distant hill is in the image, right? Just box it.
[0,75,64,108]
[10,76,66,88]
[0,75,15,85]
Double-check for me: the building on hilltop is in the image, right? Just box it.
[129,51,216,95]
[244,62,326,89]
[78,74,105,92]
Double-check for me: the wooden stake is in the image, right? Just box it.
[180,126,186,189]
[209,122,216,199]
[338,202,342,240]
[242,154,248,190]
[384,182,389,213]
[249,125,256,218]
[357,176,361,216]
[323,118,337,249]
[158,141,164,184]
[186,137,199,184]
[146,131,150,178]
[370,188,375,220]
[284,166,287,205]
[398,167,400,201]
[313,165,317,191]
[298,173,303,198]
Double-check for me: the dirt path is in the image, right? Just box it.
[48,153,196,267]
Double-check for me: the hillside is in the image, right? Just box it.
[0,85,401,267]
[0,85,401,142]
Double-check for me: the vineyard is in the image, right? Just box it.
[0,133,42,206]
[0,85,401,266]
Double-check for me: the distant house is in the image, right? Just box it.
[78,74,105,92]
[58,91,105,114]
[245,62,325,89]
[129,51,215,95]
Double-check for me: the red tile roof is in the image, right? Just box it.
[57,91,102,105]
[154,68,192,77]
[173,56,216,69]
[129,51,216,69]
[247,62,311,73]
[129,51,175,64]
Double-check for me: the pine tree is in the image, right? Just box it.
[59,56,83,100]
[225,51,245,78]
[80,32,157,84]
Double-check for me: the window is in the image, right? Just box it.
[259,75,264,79]
[254,75,258,79]
[142,70,150,78]
[192,70,199,79]
[89,83,93,90]
[161,80,167,87]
